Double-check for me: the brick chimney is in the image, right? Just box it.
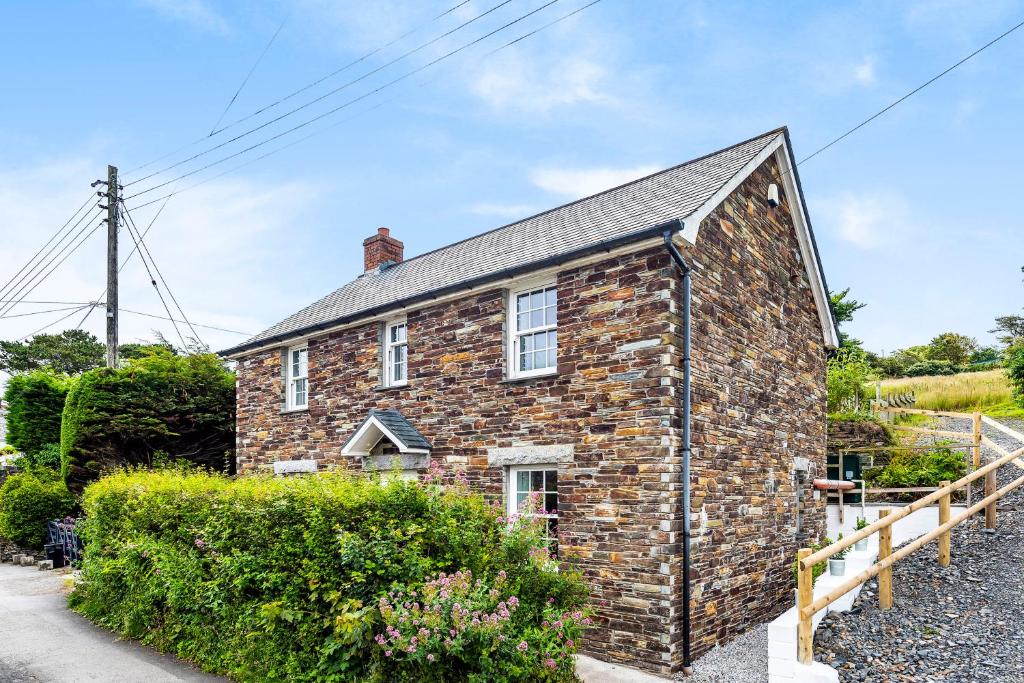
[363,227,404,272]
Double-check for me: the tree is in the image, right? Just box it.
[61,350,235,492]
[991,315,1024,347]
[926,332,977,367]
[0,330,103,375]
[829,288,866,351]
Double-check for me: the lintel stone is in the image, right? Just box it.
[363,453,431,472]
[487,444,574,467]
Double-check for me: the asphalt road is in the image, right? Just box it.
[0,563,225,683]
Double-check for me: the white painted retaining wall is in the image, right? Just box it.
[767,504,964,683]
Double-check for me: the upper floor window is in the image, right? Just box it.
[287,345,308,410]
[509,283,557,378]
[384,320,408,387]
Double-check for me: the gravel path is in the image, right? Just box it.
[680,623,769,683]
[815,415,1024,682]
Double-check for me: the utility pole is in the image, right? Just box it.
[105,165,119,368]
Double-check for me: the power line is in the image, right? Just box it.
[19,304,93,341]
[118,307,253,336]
[118,206,188,348]
[124,0,523,189]
[0,304,98,320]
[799,16,1024,165]
[126,0,603,211]
[124,0,565,201]
[0,299,94,305]
[124,0,476,176]
[0,194,97,302]
[120,202,204,345]
[0,211,104,318]
[208,14,289,136]
[0,192,94,301]
[206,0,483,137]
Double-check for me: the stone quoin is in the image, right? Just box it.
[222,128,838,677]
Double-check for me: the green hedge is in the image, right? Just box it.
[3,370,72,457]
[0,469,76,549]
[61,351,235,492]
[1007,343,1024,408]
[70,470,589,682]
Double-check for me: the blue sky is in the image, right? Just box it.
[1,0,1022,355]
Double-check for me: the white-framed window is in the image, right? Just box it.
[508,283,557,379]
[286,345,308,410]
[508,465,558,551]
[384,320,408,387]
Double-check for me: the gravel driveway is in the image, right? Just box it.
[815,415,1024,682]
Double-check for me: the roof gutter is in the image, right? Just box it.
[662,224,694,676]
[220,220,687,357]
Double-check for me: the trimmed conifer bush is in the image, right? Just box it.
[3,370,72,458]
[71,470,589,682]
[60,350,235,492]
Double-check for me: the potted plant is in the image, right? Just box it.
[854,517,869,551]
[829,533,848,576]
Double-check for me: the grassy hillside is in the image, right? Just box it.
[875,369,1023,419]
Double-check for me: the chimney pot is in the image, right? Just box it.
[363,227,404,272]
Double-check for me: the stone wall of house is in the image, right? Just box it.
[827,418,892,451]
[681,153,829,659]
[234,152,830,676]
[236,245,685,673]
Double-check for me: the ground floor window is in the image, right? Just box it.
[508,466,558,552]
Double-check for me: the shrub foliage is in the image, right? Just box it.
[3,370,72,457]
[863,446,967,488]
[0,469,76,549]
[1007,343,1024,408]
[60,351,235,492]
[70,470,589,682]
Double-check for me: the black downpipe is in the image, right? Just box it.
[663,227,694,675]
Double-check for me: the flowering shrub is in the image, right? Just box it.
[70,469,589,682]
[371,569,589,682]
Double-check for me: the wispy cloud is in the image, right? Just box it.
[854,57,877,86]
[530,164,660,200]
[465,202,536,219]
[136,0,230,34]
[472,53,617,113]
[816,191,914,249]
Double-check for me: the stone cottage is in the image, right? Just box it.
[221,127,839,677]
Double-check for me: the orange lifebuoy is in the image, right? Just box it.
[812,478,855,491]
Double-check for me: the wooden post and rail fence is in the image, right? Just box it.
[796,407,1024,665]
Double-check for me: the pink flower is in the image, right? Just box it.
[384,650,392,657]
[516,641,528,652]
[566,639,575,649]
[545,658,557,669]
[427,654,435,663]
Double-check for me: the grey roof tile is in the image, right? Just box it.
[223,129,783,355]
[367,409,432,451]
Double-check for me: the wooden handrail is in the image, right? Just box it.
[881,407,977,419]
[981,415,1024,442]
[800,472,1024,619]
[800,444,1024,569]
[889,425,973,440]
[797,408,1024,665]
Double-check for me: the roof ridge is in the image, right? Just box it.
[381,127,787,273]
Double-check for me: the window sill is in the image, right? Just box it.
[500,371,558,385]
[374,383,409,392]
[280,406,309,415]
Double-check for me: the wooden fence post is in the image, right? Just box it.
[938,480,951,567]
[797,548,813,664]
[878,508,893,609]
[985,469,997,529]
[972,412,982,515]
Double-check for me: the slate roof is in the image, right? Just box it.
[366,409,432,451]
[223,129,787,356]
